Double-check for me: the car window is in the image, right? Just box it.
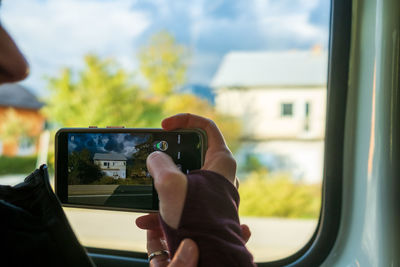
[0,0,330,262]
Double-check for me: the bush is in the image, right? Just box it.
[0,155,37,175]
[239,170,321,218]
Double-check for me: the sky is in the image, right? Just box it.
[68,133,150,158]
[1,0,330,96]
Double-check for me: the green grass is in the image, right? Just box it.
[0,155,37,175]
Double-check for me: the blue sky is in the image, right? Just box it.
[2,0,330,96]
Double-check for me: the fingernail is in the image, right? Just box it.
[177,239,195,263]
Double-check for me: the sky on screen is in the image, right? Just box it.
[68,133,150,158]
[1,0,330,96]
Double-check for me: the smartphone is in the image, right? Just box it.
[55,128,207,212]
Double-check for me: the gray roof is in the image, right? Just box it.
[93,153,127,161]
[211,50,328,88]
[0,83,43,109]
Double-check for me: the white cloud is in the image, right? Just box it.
[0,0,329,94]
[2,0,150,95]
[260,14,326,43]
[252,0,326,47]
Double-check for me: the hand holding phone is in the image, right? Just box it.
[55,127,207,212]
[137,113,238,228]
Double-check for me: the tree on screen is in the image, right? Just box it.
[68,149,102,185]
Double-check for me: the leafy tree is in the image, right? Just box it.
[138,31,187,96]
[68,149,102,184]
[44,31,242,152]
[44,55,163,127]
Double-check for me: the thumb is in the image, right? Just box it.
[147,151,187,229]
[240,224,251,243]
[168,239,199,267]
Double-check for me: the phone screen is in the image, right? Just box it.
[57,130,205,211]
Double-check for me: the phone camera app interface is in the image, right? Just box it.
[66,132,202,209]
[154,140,168,151]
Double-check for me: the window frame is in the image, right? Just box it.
[83,0,352,265]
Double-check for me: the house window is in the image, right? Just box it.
[305,102,310,116]
[304,102,311,131]
[17,137,35,156]
[281,103,293,117]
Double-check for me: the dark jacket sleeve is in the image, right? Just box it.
[160,170,256,267]
[0,165,94,267]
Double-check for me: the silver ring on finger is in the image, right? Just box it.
[148,249,170,262]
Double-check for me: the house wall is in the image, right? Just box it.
[95,160,127,179]
[102,170,126,179]
[0,107,45,156]
[215,86,326,184]
[96,160,126,168]
[215,87,326,140]
[255,140,324,183]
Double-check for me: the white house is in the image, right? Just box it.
[93,153,127,179]
[212,49,328,183]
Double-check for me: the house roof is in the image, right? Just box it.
[93,153,127,161]
[211,50,328,88]
[0,83,43,109]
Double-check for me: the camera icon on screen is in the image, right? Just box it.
[153,141,168,151]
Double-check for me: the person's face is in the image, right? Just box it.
[0,24,29,84]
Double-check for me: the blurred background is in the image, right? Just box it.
[0,0,330,262]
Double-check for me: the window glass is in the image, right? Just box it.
[281,103,294,117]
[0,0,330,262]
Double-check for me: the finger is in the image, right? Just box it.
[235,177,240,189]
[150,254,169,267]
[161,113,226,150]
[168,239,199,267]
[136,215,168,256]
[136,216,170,267]
[135,214,168,263]
[240,224,251,243]
[136,213,161,230]
[148,228,170,267]
[147,228,168,254]
[147,151,187,229]
[0,26,29,83]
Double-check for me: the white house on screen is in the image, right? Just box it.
[93,153,127,179]
[211,49,327,183]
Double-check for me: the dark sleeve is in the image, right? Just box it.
[160,170,256,267]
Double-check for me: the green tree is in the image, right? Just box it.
[68,149,102,184]
[44,55,163,127]
[138,31,187,96]
[44,31,242,152]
